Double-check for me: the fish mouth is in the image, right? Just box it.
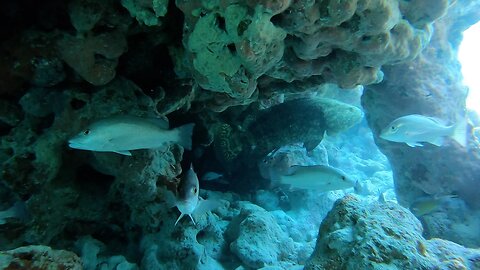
[68,141,88,150]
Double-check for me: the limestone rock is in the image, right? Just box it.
[0,245,82,270]
[305,195,480,270]
[361,0,480,247]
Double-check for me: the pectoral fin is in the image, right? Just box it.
[192,198,221,221]
[303,140,321,152]
[114,150,132,156]
[174,213,185,227]
[406,142,423,147]
[429,137,444,147]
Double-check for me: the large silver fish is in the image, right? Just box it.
[271,165,356,192]
[175,164,220,226]
[380,114,467,147]
[68,116,194,155]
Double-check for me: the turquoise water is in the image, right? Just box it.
[0,1,479,269]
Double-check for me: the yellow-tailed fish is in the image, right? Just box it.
[410,195,458,216]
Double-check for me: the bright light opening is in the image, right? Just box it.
[459,22,480,115]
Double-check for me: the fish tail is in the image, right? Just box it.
[176,123,195,150]
[269,171,283,187]
[450,117,467,147]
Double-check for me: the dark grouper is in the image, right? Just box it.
[245,98,363,158]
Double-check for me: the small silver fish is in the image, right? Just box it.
[380,114,466,147]
[272,165,355,191]
[201,172,223,181]
[175,165,220,226]
[68,116,194,155]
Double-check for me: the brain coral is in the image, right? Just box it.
[175,0,449,111]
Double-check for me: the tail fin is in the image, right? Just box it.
[176,123,195,150]
[451,118,467,147]
[192,198,222,221]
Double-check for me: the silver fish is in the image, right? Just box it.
[201,172,223,181]
[175,164,220,226]
[272,165,355,191]
[68,116,194,155]
[380,114,466,147]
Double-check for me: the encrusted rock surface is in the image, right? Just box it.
[362,0,480,247]
[176,0,446,111]
[0,0,479,269]
[305,195,480,270]
[0,245,83,270]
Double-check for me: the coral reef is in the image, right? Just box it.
[0,245,82,269]
[176,0,445,111]
[305,195,480,270]
[121,0,168,26]
[362,0,480,247]
[0,78,185,249]
[0,0,479,269]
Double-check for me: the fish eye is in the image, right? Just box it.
[391,126,396,130]
[83,129,90,135]
[193,187,198,194]
[341,176,346,180]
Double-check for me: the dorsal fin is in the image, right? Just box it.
[425,116,447,126]
[144,116,169,129]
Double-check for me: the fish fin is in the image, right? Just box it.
[114,150,132,156]
[163,190,177,209]
[429,137,444,147]
[303,140,321,152]
[192,199,221,221]
[269,172,281,186]
[450,118,467,147]
[176,123,195,150]
[187,214,196,225]
[406,142,423,147]
[174,213,185,227]
[284,165,302,176]
[426,116,447,125]
[145,116,169,129]
[434,194,459,200]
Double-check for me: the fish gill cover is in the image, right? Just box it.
[0,0,480,269]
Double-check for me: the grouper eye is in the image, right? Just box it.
[83,129,90,135]
[193,187,198,194]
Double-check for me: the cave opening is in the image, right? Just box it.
[458,21,480,117]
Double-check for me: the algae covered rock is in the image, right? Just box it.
[174,0,449,111]
[305,195,480,270]
[226,202,296,269]
[362,0,480,247]
[0,245,82,270]
[121,0,168,26]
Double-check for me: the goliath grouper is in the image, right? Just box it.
[213,98,363,172]
[245,98,363,158]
